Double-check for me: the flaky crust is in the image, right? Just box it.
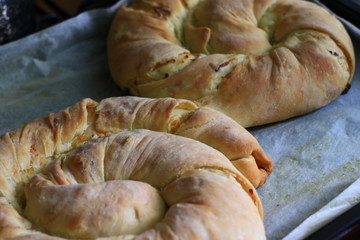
[108,0,355,127]
[0,96,269,239]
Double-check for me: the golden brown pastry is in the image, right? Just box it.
[107,0,355,127]
[0,96,269,239]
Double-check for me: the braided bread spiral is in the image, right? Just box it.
[0,97,269,239]
[108,0,355,127]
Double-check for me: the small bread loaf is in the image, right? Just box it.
[108,0,355,127]
[0,97,269,239]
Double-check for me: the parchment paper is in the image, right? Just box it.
[0,1,359,239]
[253,1,360,238]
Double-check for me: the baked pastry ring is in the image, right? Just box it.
[107,0,355,127]
[0,96,269,239]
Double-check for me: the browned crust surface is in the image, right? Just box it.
[0,96,269,239]
[108,0,355,127]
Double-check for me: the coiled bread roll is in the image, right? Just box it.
[0,97,269,239]
[107,0,355,127]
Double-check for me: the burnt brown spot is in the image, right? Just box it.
[328,50,339,57]
[30,144,36,153]
[209,61,231,72]
[180,0,189,8]
[342,83,351,95]
[179,52,190,59]
[153,58,176,70]
[216,61,230,71]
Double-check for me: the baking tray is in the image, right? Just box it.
[0,1,359,239]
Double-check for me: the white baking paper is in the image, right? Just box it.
[0,1,359,239]
[253,1,360,239]
[0,1,126,135]
[252,79,360,239]
[284,178,360,240]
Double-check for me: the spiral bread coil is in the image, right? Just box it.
[0,96,270,239]
[107,0,355,127]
